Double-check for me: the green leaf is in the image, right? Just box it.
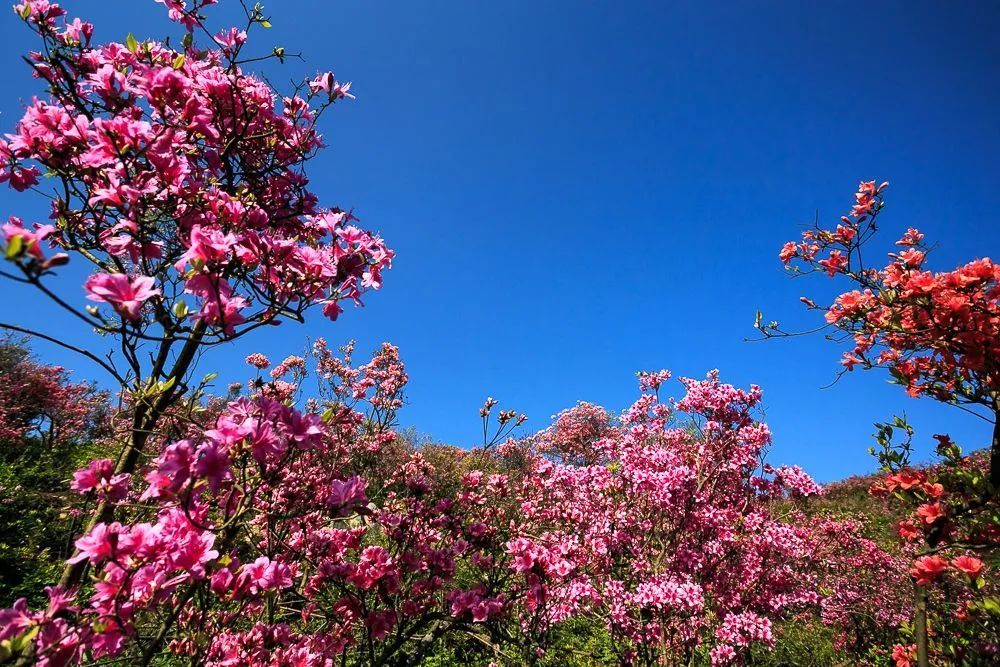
[172,300,189,318]
[19,4,30,19]
[260,19,272,28]
[5,235,24,260]
[10,626,38,654]
[202,372,218,384]
[125,33,138,53]
[6,236,27,259]
[979,597,1000,616]
[172,53,185,69]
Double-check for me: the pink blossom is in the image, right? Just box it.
[2,216,55,258]
[238,557,294,595]
[84,273,160,321]
[308,71,354,101]
[328,476,368,515]
[70,459,129,501]
[245,353,270,369]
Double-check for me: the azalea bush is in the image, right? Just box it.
[2,340,901,666]
[771,181,1000,665]
[501,371,823,666]
[0,0,392,595]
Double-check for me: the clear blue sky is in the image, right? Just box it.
[2,1,998,482]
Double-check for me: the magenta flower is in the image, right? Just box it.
[2,216,55,258]
[238,557,294,595]
[84,272,160,321]
[70,458,129,501]
[174,225,238,273]
[327,476,368,515]
[67,522,123,565]
[308,71,354,101]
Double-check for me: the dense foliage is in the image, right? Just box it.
[0,337,109,605]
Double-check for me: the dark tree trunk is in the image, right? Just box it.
[990,397,1000,493]
[915,583,929,667]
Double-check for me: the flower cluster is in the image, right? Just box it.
[496,371,839,664]
[0,342,106,447]
[775,181,1000,665]
[5,344,906,666]
[778,181,998,433]
[2,0,392,340]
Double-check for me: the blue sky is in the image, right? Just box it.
[2,1,998,482]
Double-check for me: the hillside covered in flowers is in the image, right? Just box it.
[0,1,997,666]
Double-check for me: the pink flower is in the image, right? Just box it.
[715,612,773,649]
[910,555,948,586]
[13,1,66,27]
[67,522,124,565]
[238,557,293,595]
[213,27,246,50]
[194,441,231,494]
[0,598,36,642]
[308,71,354,100]
[184,274,247,333]
[174,225,238,273]
[851,180,880,217]
[2,216,55,259]
[61,17,93,44]
[84,273,160,321]
[70,459,129,501]
[349,546,395,590]
[775,465,823,497]
[245,353,270,369]
[365,611,395,640]
[328,476,368,515]
[710,644,737,666]
[154,0,216,29]
[778,241,797,263]
[896,228,924,246]
[817,250,847,276]
[952,555,984,580]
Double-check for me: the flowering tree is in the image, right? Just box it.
[771,180,998,487]
[0,336,106,449]
[0,337,110,606]
[770,181,1000,666]
[0,0,392,592]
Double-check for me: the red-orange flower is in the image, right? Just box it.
[892,643,916,667]
[885,470,925,492]
[952,555,984,580]
[896,521,921,541]
[916,502,944,525]
[910,555,948,585]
